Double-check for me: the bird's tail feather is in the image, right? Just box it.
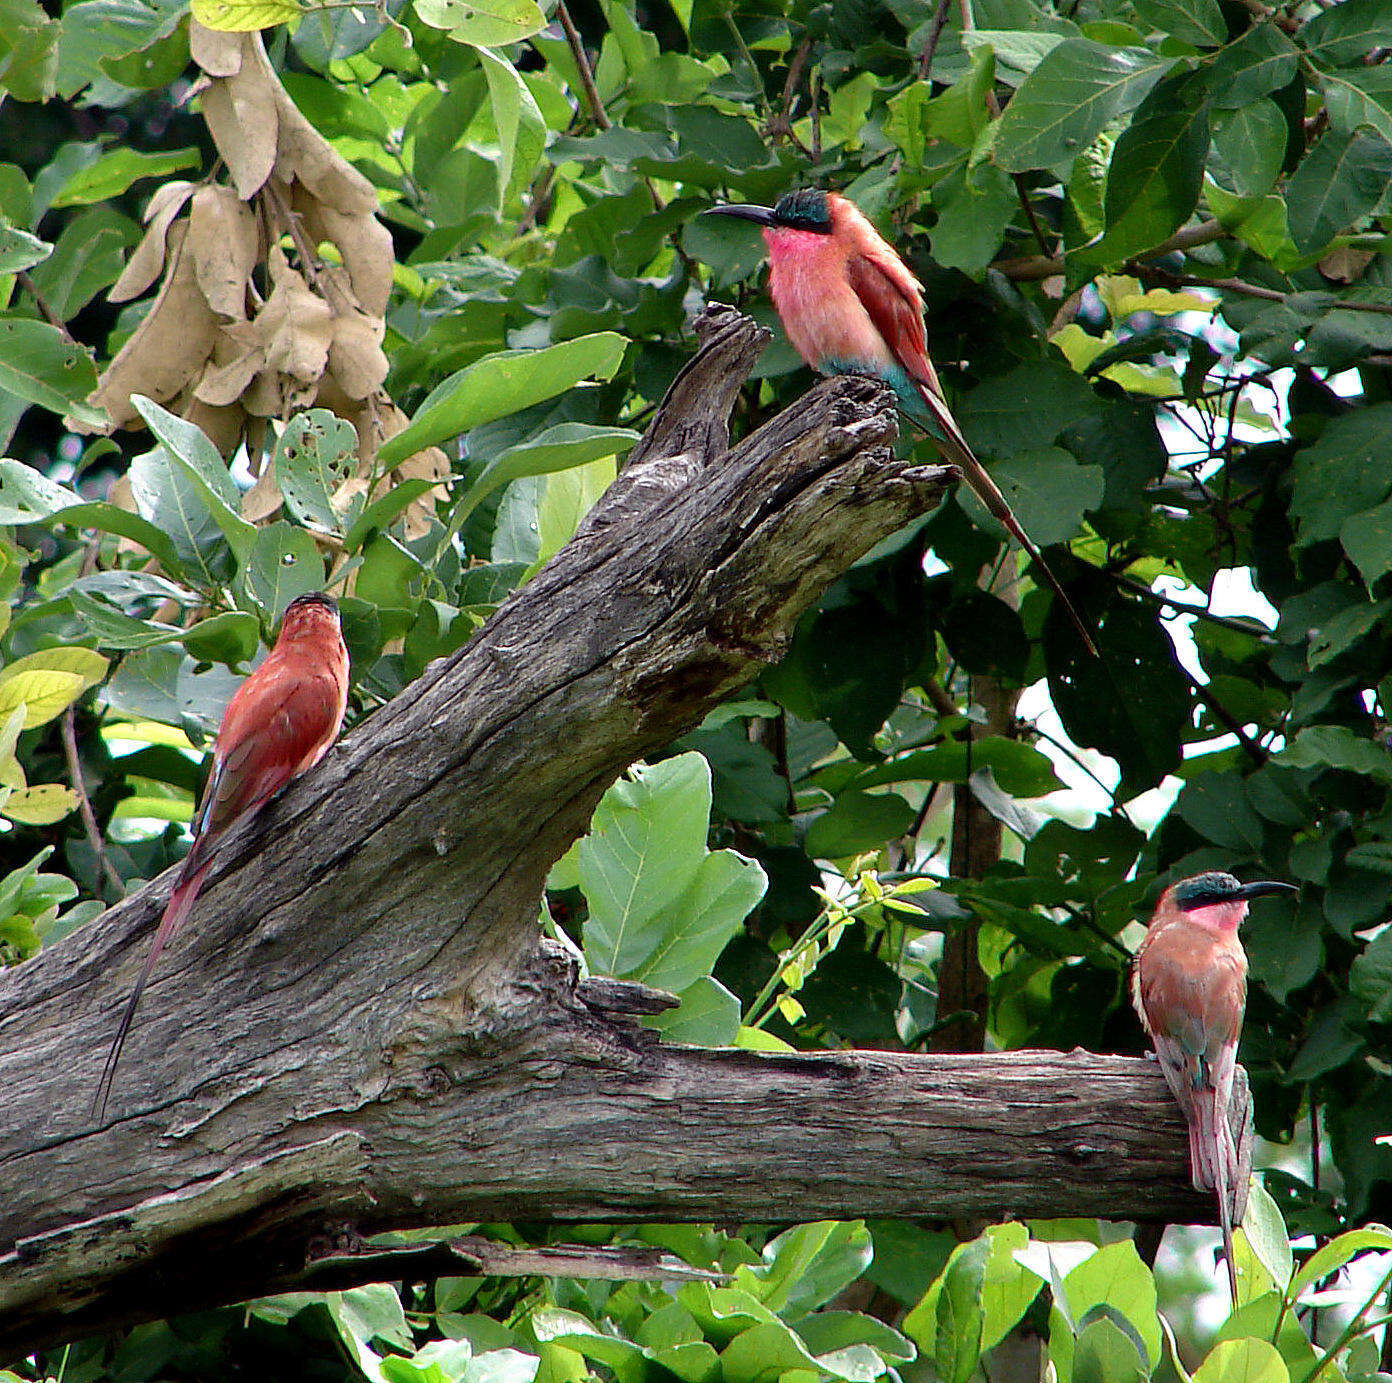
[910,387,1099,658]
[1214,1106,1240,1306]
[92,855,213,1121]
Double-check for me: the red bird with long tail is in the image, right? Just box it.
[703,189,1096,654]
[1132,870,1296,1302]
[94,591,349,1118]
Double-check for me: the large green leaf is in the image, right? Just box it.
[569,753,766,990]
[1045,595,1190,794]
[1286,128,1392,255]
[992,39,1171,173]
[378,334,627,471]
[0,316,103,425]
[131,395,256,565]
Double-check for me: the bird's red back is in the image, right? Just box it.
[199,598,349,838]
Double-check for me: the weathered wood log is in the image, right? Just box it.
[0,306,1231,1358]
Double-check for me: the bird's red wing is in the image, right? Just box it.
[205,665,344,834]
[845,249,942,396]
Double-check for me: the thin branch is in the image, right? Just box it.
[557,0,611,130]
[763,33,813,151]
[1115,572,1273,637]
[1190,677,1269,766]
[1231,0,1300,35]
[61,707,125,900]
[16,271,70,337]
[997,220,1228,281]
[917,0,954,79]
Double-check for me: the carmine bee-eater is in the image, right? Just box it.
[94,591,349,1119]
[1132,870,1297,1302]
[703,188,1096,654]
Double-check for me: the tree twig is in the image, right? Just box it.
[16,271,70,338]
[557,0,611,130]
[61,707,125,900]
[996,220,1228,280]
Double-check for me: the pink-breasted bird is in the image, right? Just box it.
[703,188,1096,655]
[94,591,349,1119]
[1132,870,1296,1301]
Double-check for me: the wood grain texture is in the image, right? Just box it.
[0,306,1229,1357]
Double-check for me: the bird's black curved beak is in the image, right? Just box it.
[1233,880,1298,901]
[703,203,779,227]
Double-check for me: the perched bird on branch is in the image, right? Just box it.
[1132,870,1297,1302]
[702,187,1096,655]
[94,592,350,1119]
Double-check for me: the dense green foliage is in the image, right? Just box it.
[5,0,1392,1376]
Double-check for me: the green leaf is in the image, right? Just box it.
[47,500,186,574]
[0,222,50,274]
[379,334,628,471]
[1055,1242,1161,1377]
[1213,102,1285,197]
[739,1221,873,1317]
[1322,67,1392,144]
[0,456,79,521]
[131,395,257,565]
[453,424,641,537]
[992,39,1171,174]
[191,0,302,29]
[1340,497,1392,588]
[1192,1340,1287,1383]
[3,783,79,825]
[242,523,327,621]
[343,480,438,554]
[1286,129,1392,256]
[961,447,1102,547]
[1206,24,1298,108]
[804,791,916,859]
[275,409,360,535]
[1350,928,1392,1023]
[535,455,616,566]
[414,0,544,48]
[852,738,1061,797]
[930,163,1016,278]
[128,448,235,592]
[101,646,244,732]
[1046,597,1190,794]
[1239,1181,1292,1291]
[1289,406,1392,543]
[1131,0,1224,46]
[934,1235,990,1383]
[0,668,85,728]
[1072,1315,1148,1383]
[0,646,107,693]
[474,45,547,207]
[960,362,1098,456]
[574,753,766,989]
[1305,0,1392,68]
[0,317,103,426]
[1277,725,1392,785]
[70,590,260,661]
[979,1223,1043,1351]
[646,975,740,1046]
[1289,1224,1392,1297]
[50,145,198,207]
[1087,72,1210,266]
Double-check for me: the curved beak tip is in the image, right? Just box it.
[703,203,777,227]
[1237,881,1299,901]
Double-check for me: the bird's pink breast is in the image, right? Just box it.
[763,227,895,375]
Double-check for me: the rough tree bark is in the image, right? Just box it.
[0,306,1229,1357]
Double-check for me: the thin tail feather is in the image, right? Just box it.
[1214,1105,1239,1306]
[92,856,212,1120]
[909,388,1099,658]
